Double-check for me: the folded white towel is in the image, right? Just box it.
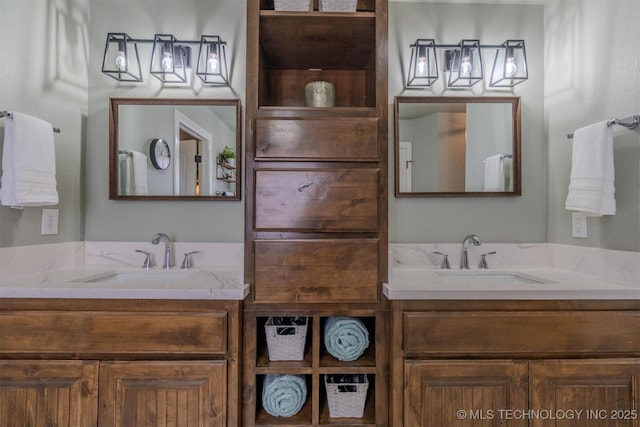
[0,112,58,207]
[565,121,615,216]
[484,154,511,191]
[119,151,148,195]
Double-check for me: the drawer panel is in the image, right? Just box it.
[254,239,379,303]
[403,310,640,357]
[255,117,378,161]
[0,310,228,356]
[255,168,379,231]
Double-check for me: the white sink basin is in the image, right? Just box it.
[436,271,549,285]
[78,270,197,287]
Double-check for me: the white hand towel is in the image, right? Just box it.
[0,112,58,207]
[130,150,148,195]
[484,154,505,191]
[565,121,615,216]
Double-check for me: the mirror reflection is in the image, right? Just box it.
[109,98,241,200]
[394,96,521,197]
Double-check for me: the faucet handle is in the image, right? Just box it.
[135,249,153,269]
[433,251,451,270]
[478,251,497,270]
[181,251,200,269]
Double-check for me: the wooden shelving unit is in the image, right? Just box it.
[244,0,388,425]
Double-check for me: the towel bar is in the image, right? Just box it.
[567,114,640,139]
[0,110,61,134]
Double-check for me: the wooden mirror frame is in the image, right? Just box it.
[394,96,521,197]
[109,98,242,200]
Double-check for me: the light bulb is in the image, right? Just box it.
[207,53,219,73]
[161,51,173,72]
[505,57,517,77]
[460,56,473,76]
[115,51,127,71]
[417,56,427,76]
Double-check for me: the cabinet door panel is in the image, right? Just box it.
[255,117,378,160]
[254,239,379,303]
[404,360,528,427]
[0,360,98,427]
[255,169,379,231]
[99,361,227,427]
[530,359,639,427]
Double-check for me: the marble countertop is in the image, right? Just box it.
[384,266,640,300]
[0,267,249,300]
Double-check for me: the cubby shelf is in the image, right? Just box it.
[245,311,383,426]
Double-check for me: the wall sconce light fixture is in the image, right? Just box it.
[406,39,528,89]
[490,40,528,87]
[196,35,229,86]
[445,39,483,88]
[150,34,190,83]
[102,32,229,86]
[102,33,143,82]
[407,39,439,87]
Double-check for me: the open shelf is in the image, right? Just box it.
[257,9,377,108]
[320,374,376,425]
[259,0,376,13]
[259,12,375,70]
[248,312,382,426]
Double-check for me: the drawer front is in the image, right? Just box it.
[403,310,640,357]
[255,118,378,161]
[255,168,379,231]
[0,311,228,356]
[254,239,379,303]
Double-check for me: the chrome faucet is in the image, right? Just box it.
[151,233,172,269]
[460,234,481,270]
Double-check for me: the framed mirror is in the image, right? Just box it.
[109,98,242,200]
[394,96,521,197]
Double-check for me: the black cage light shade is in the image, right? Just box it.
[407,39,439,87]
[150,34,189,83]
[447,39,483,88]
[196,35,229,86]
[490,40,528,87]
[102,33,143,82]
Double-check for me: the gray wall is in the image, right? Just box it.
[543,0,640,251]
[388,3,547,243]
[85,0,246,243]
[0,0,88,247]
[2,0,638,252]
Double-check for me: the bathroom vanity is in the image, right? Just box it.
[384,248,640,427]
[389,298,639,426]
[0,267,248,427]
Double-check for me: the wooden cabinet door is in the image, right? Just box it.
[99,361,227,427]
[530,359,639,427]
[404,360,529,426]
[0,360,98,427]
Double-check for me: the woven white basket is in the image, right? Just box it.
[319,0,357,12]
[325,374,368,418]
[265,317,308,361]
[274,0,313,11]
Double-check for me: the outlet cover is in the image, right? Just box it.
[41,208,59,235]
[571,212,587,238]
